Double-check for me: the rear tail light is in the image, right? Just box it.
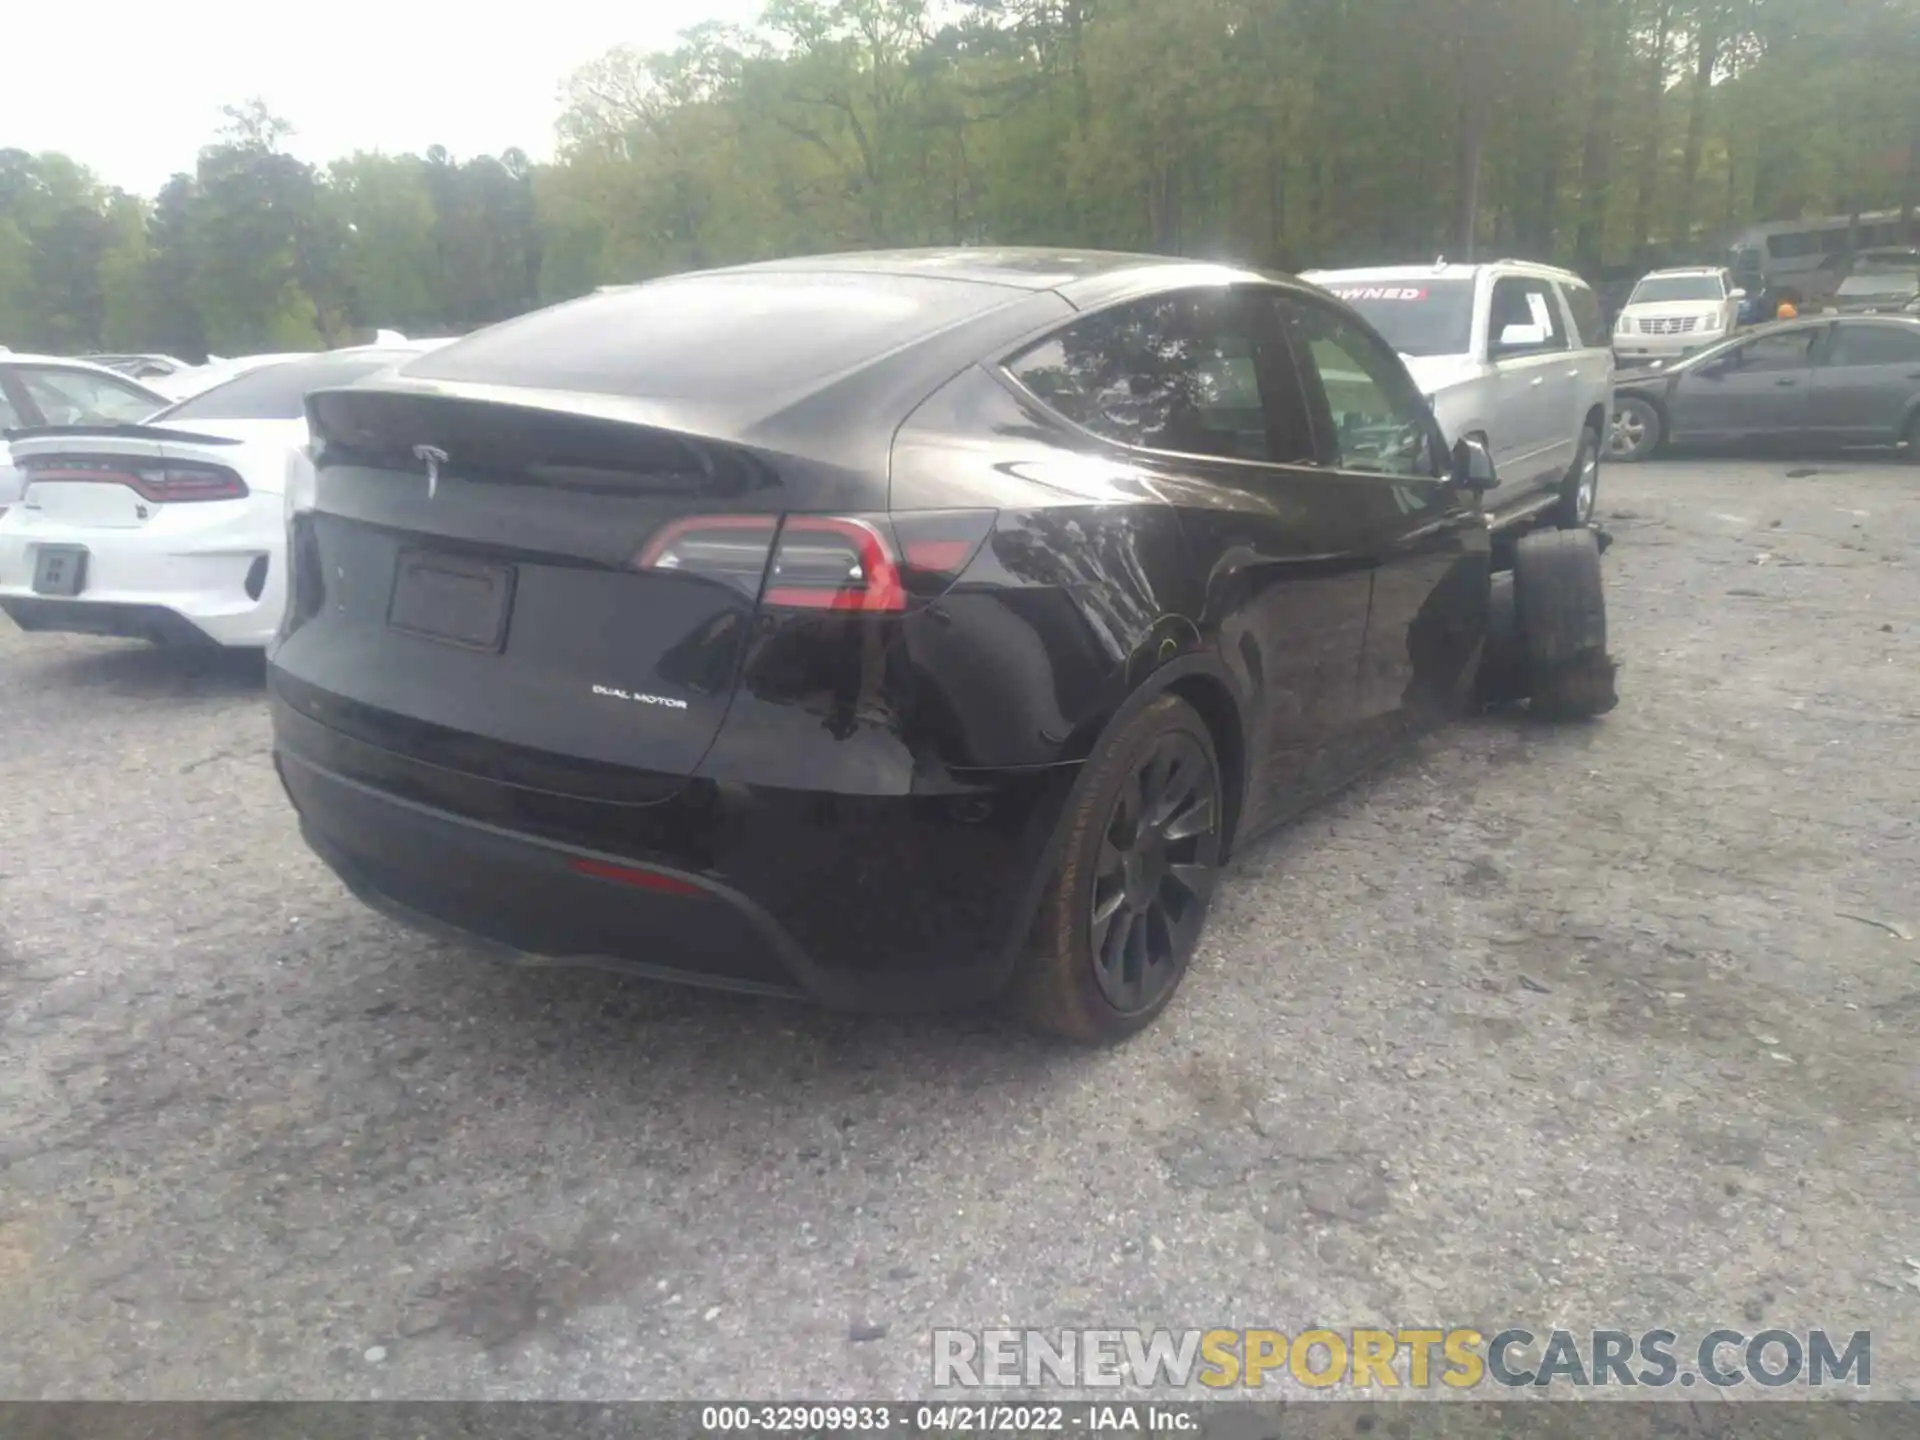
[635,515,781,599]
[21,455,248,504]
[635,510,995,612]
[763,517,906,611]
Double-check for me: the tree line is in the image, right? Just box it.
[2,0,1915,361]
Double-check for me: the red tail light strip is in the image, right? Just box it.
[23,462,248,504]
[566,856,706,897]
[633,510,995,612]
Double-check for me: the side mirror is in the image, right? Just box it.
[1729,288,1748,301]
[1451,436,1497,492]
[1496,322,1548,351]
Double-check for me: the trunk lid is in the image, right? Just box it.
[274,388,810,794]
[7,421,297,525]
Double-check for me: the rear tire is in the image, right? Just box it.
[1514,529,1618,720]
[1608,396,1662,463]
[1010,695,1224,1044]
[1554,424,1602,526]
[1474,571,1526,707]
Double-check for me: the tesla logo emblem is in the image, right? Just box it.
[412,444,449,498]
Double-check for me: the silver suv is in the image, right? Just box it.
[1301,260,1615,529]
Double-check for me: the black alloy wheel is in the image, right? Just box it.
[1012,694,1224,1043]
[1087,730,1222,1014]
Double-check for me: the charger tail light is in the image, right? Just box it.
[635,510,995,612]
[22,454,248,504]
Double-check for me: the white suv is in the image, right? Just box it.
[1301,260,1615,530]
[1613,267,1744,363]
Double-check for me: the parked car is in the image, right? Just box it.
[1826,249,1920,317]
[0,344,436,648]
[1608,315,1920,462]
[266,248,1618,1044]
[1,354,169,513]
[1611,267,1746,363]
[1300,259,1614,530]
[147,352,316,403]
[148,335,440,404]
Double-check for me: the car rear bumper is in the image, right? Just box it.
[0,596,225,646]
[0,507,284,647]
[273,701,1082,1012]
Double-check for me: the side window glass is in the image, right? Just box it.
[1489,277,1569,355]
[1733,330,1820,372]
[1007,290,1311,463]
[1558,283,1608,350]
[1280,301,1438,478]
[1825,325,1920,368]
[0,383,20,430]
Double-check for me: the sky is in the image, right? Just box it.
[2,0,766,195]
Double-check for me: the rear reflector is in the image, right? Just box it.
[22,455,248,504]
[888,510,998,597]
[634,510,995,610]
[566,856,705,896]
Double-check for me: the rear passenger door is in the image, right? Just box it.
[1556,276,1614,434]
[1274,294,1491,735]
[1809,322,1920,441]
[1007,286,1377,831]
[1486,274,1577,489]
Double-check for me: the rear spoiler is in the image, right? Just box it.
[2,423,244,447]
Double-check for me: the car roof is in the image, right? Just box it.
[388,251,1282,427]
[1637,267,1724,278]
[336,249,1325,485]
[650,246,1262,297]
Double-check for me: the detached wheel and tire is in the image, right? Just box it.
[1474,571,1527,708]
[1609,396,1663,463]
[1554,424,1603,526]
[1012,695,1224,1044]
[1512,529,1619,720]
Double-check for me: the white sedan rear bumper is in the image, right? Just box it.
[0,492,286,648]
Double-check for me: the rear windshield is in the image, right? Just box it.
[160,352,415,421]
[1316,280,1476,357]
[1629,275,1724,304]
[401,271,1022,401]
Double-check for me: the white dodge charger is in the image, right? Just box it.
[0,343,437,649]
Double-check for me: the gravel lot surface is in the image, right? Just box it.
[2,457,1917,1403]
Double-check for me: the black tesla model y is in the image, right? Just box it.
[269,248,1522,1042]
